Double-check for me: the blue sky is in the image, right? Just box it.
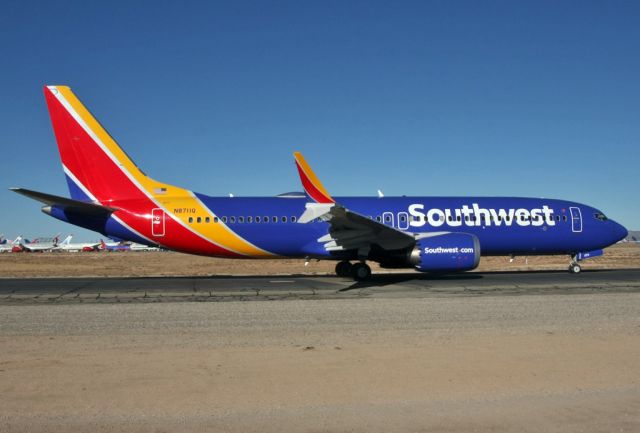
[1,0,638,241]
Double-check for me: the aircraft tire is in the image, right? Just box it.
[351,262,372,281]
[569,263,581,274]
[335,261,352,278]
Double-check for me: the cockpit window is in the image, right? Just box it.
[594,213,608,221]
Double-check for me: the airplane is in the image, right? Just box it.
[129,242,160,252]
[16,234,61,252]
[55,235,100,252]
[99,239,131,252]
[11,85,628,280]
[0,236,21,253]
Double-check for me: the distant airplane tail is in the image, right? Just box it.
[60,235,72,245]
[43,86,179,203]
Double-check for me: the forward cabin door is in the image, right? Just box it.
[397,212,409,230]
[569,207,582,233]
[382,211,394,227]
[151,208,165,237]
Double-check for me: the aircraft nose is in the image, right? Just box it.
[610,220,628,243]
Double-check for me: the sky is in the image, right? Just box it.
[0,0,638,241]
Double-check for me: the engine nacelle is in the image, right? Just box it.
[409,233,480,272]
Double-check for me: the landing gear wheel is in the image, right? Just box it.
[351,262,372,281]
[335,261,352,278]
[569,263,581,274]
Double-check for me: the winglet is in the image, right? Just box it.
[293,152,335,204]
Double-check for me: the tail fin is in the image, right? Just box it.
[60,235,72,245]
[44,86,176,203]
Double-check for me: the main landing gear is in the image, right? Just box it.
[335,261,372,281]
[568,255,581,274]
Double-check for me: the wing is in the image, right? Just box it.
[293,153,415,257]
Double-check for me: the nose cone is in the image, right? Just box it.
[610,220,628,244]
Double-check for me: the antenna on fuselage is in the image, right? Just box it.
[377,190,384,198]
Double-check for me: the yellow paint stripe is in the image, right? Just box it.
[56,86,273,257]
[293,152,334,202]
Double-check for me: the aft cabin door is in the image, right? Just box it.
[152,208,165,237]
[569,207,582,233]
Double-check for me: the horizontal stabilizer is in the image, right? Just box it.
[10,188,117,216]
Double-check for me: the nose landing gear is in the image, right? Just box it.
[568,255,581,274]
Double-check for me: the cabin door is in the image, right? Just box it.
[569,207,582,233]
[382,212,394,227]
[152,208,166,237]
[397,212,409,230]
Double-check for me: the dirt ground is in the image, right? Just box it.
[1,294,639,433]
[1,243,638,278]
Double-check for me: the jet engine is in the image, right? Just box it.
[409,233,480,272]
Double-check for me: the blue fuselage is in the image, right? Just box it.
[180,195,626,258]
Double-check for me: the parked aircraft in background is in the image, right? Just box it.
[99,239,131,252]
[0,236,21,253]
[16,234,61,252]
[129,242,160,252]
[12,86,628,280]
[56,235,100,252]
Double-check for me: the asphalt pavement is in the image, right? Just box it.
[1,268,639,304]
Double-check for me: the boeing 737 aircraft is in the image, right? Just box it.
[12,86,628,280]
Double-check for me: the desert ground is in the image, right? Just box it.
[1,243,639,432]
[0,242,638,278]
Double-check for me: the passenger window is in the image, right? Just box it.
[272,216,277,223]
[556,215,560,221]
[188,217,194,223]
[197,217,202,223]
[255,216,261,223]
[291,216,297,222]
[222,217,227,223]
[282,216,287,223]
[400,215,406,222]
[385,216,391,222]
[563,215,567,222]
[205,217,210,223]
[214,217,219,223]
[238,216,244,223]
[376,216,381,222]
[230,216,236,223]
[247,216,253,223]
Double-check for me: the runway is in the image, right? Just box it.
[1,268,639,304]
